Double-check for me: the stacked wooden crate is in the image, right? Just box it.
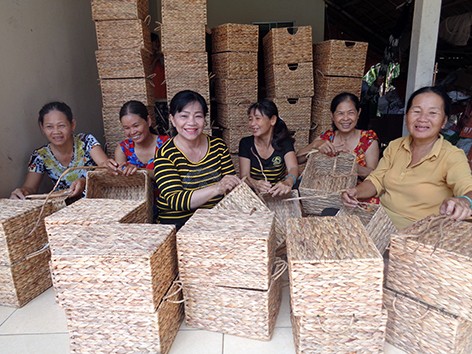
[311,40,368,140]
[212,23,259,160]
[287,216,387,353]
[92,0,155,154]
[384,216,472,353]
[263,26,314,151]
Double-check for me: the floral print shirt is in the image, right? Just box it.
[119,135,169,170]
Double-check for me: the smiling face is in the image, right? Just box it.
[40,110,75,147]
[406,92,446,142]
[169,101,206,141]
[248,108,276,138]
[332,99,360,133]
[120,113,151,144]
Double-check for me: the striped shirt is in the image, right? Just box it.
[154,135,235,228]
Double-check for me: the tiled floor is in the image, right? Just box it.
[0,285,407,354]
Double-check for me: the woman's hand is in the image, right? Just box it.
[439,197,472,221]
[69,178,86,198]
[106,158,121,175]
[10,188,28,199]
[341,187,359,208]
[268,180,292,197]
[106,159,138,176]
[119,163,138,176]
[251,179,273,195]
[317,140,339,156]
[216,175,241,195]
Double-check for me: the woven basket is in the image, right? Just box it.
[338,204,397,255]
[161,0,206,24]
[161,22,206,53]
[263,26,313,65]
[214,77,258,104]
[216,102,251,129]
[292,128,310,152]
[292,309,387,354]
[286,216,383,317]
[95,47,152,79]
[310,122,332,140]
[386,216,472,321]
[265,62,314,98]
[66,278,184,354]
[212,23,259,53]
[230,153,240,176]
[183,259,285,340]
[313,40,368,78]
[100,77,154,108]
[95,19,151,50]
[212,52,258,79]
[177,208,275,290]
[221,127,248,153]
[384,287,472,354]
[214,180,271,214]
[91,0,149,21]
[272,97,311,130]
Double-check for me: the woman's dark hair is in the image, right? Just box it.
[329,92,361,131]
[119,100,157,134]
[38,101,73,125]
[406,86,451,118]
[247,98,295,151]
[169,90,208,136]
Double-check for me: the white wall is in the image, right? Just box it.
[0,1,103,197]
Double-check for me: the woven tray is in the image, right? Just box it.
[386,216,472,321]
[91,0,149,21]
[100,77,154,108]
[384,287,472,354]
[214,180,270,214]
[292,308,387,354]
[95,19,151,50]
[177,208,275,290]
[212,23,259,53]
[313,40,368,78]
[183,260,285,340]
[271,97,311,130]
[212,52,258,79]
[286,216,383,317]
[215,102,251,129]
[265,62,314,98]
[67,278,184,354]
[214,77,258,104]
[263,26,313,65]
[338,204,397,255]
[95,48,152,79]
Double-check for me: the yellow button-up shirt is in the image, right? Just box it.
[366,135,472,229]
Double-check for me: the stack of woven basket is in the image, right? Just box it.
[176,182,285,340]
[211,23,259,164]
[91,0,155,154]
[311,40,368,140]
[0,199,64,307]
[383,216,472,353]
[263,26,314,152]
[287,216,387,353]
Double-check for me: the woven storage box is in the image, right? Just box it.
[293,128,310,152]
[313,74,362,103]
[386,216,472,321]
[272,97,311,129]
[183,260,285,340]
[214,77,258,104]
[212,52,258,79]
[384,287,472,354]
[216,102,251,129]
[221,127,247,153]
[263,26,313,65]
[310,122,332,141]
[95,19,151,50]
[49,224,177,313]
[230,153,240,176]
[161,0,206,24]
[313,40,368,77]
[66,278,184,354]
[100,78,154,108]
[262,190,302,248]
[292,309,388,354]
[265,62,314,98]
[177,208,275,290]
[161,22,206,53]
[338,205,397,255]
[286,216,383,317]
[91,0,148,21]
[298,152,357,215]
[212,23,259,53]
[95,48,152,79]
[214,181,270,214]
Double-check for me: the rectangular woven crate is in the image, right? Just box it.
[177,208,275,290]
[183,259,285,340]
[212,23,259,53]
[310,122,332,141]
[214,77,258,104]
[263,26,313,65]
[212,52,258,80]
[49,223,177,313]
[100,77,154,108]
[384,287,472,354]
[293,128,310,152]
[313,73,362,102]
[66,278,184,354]
[221,127,248,153]
[91,0,149,21]
[95,48,152,79]
[313,40,368,78]
[292,309,387,354]
[95,19,151,50]
[161,0,206,24]
[286,216,383,317]
[337,205,397,255]
[216,102,251,129]
[265,62,314,98]
[272,97,311,130]
[386,216,472,321]
[161,22,206,53]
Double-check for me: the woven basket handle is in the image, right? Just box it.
[344,41,356,48]
[164,280,186,304]
[316,314,355,334]
[392,295,429,320]
[271,259,288,281]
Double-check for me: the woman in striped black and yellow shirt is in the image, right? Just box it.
[154,90,240,229]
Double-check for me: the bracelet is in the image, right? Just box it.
[284,173,297,186]
[457,195,472,208]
